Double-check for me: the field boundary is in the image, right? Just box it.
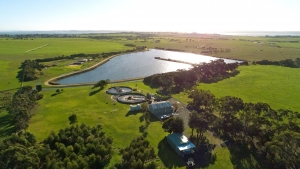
[25,44,48,53]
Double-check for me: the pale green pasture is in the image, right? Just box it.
[173,65,300,113]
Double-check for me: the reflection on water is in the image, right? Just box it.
[57,49,239,84]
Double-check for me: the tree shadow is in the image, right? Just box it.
[51,93,58,97]
[139,115,144,122]
[157,137,185,169]
[89,88,101,96]
[16,69,23,82]
[0,113,14,139]
[214,133,267,169]
[149,113,160,122]
[125,110,142,117]
[189,144,216,168]
[227,141,266,169]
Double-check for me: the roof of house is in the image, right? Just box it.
[167,133,195,150]
[149,101,172,109]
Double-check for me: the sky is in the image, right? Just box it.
[0,0,300,33]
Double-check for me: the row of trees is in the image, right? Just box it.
[8,86,43,131]
[0,123,114,169]
[19,60,44,81]
[0,91,12,111]
[187,89,300,168]
[35,49,137,63]
[143,59,240,94]
[253,57,300,68]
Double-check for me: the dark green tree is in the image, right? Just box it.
[188,89,216,113]
[36,84,42,92]
[119,136,156,169]
[162,117,184,133]
[94,80,109,89]
[266,131,300,169]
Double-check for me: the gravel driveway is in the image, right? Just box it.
[168,98,191,129]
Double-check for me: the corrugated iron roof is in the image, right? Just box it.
[149,101,171,109]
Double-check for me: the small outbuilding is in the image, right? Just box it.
[130,104,141,111]
[148,101,173,117]
[167,133,196,157]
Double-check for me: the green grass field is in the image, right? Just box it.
[1,34,300,168]
[173,65,300,113]
[0,38,132,59]
[1,34,300,91]
[21,81,233,168]
[0,38,134,90]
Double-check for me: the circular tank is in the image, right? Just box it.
[106,86,132,95]
[117,93,146,104]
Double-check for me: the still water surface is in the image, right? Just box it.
[57,49,239,84]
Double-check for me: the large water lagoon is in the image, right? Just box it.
[57,49,240,84]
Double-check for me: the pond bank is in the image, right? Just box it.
[44,54,117,87]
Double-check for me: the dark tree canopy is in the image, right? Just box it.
[162,116,184,133]
[94,80,109,89]
[118,136,156,169]
[0,123,114,169]
[8,86,43,131]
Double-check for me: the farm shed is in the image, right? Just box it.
[167,133,195,157]
[148,101,173,117]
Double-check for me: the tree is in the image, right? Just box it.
[188,89,216,113]
[94,80,109,89]
[0,91,12,111]
[36,84,42,92]
[8,86,41,131]
[140,102,149,112]
[195,113,209,145]
[172,117,185,133]
[266,131,300,169]
[188,111,198,137]
[162,117,184,133]
[119,136,156,169]
[68,114,77,124]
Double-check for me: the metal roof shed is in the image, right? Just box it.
[148,101,173,116]
[167,133,196,157]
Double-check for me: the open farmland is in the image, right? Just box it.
[173,65,300,113]
[1,34,300,91]
[1,33,300,168]
[0,38,133,90]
